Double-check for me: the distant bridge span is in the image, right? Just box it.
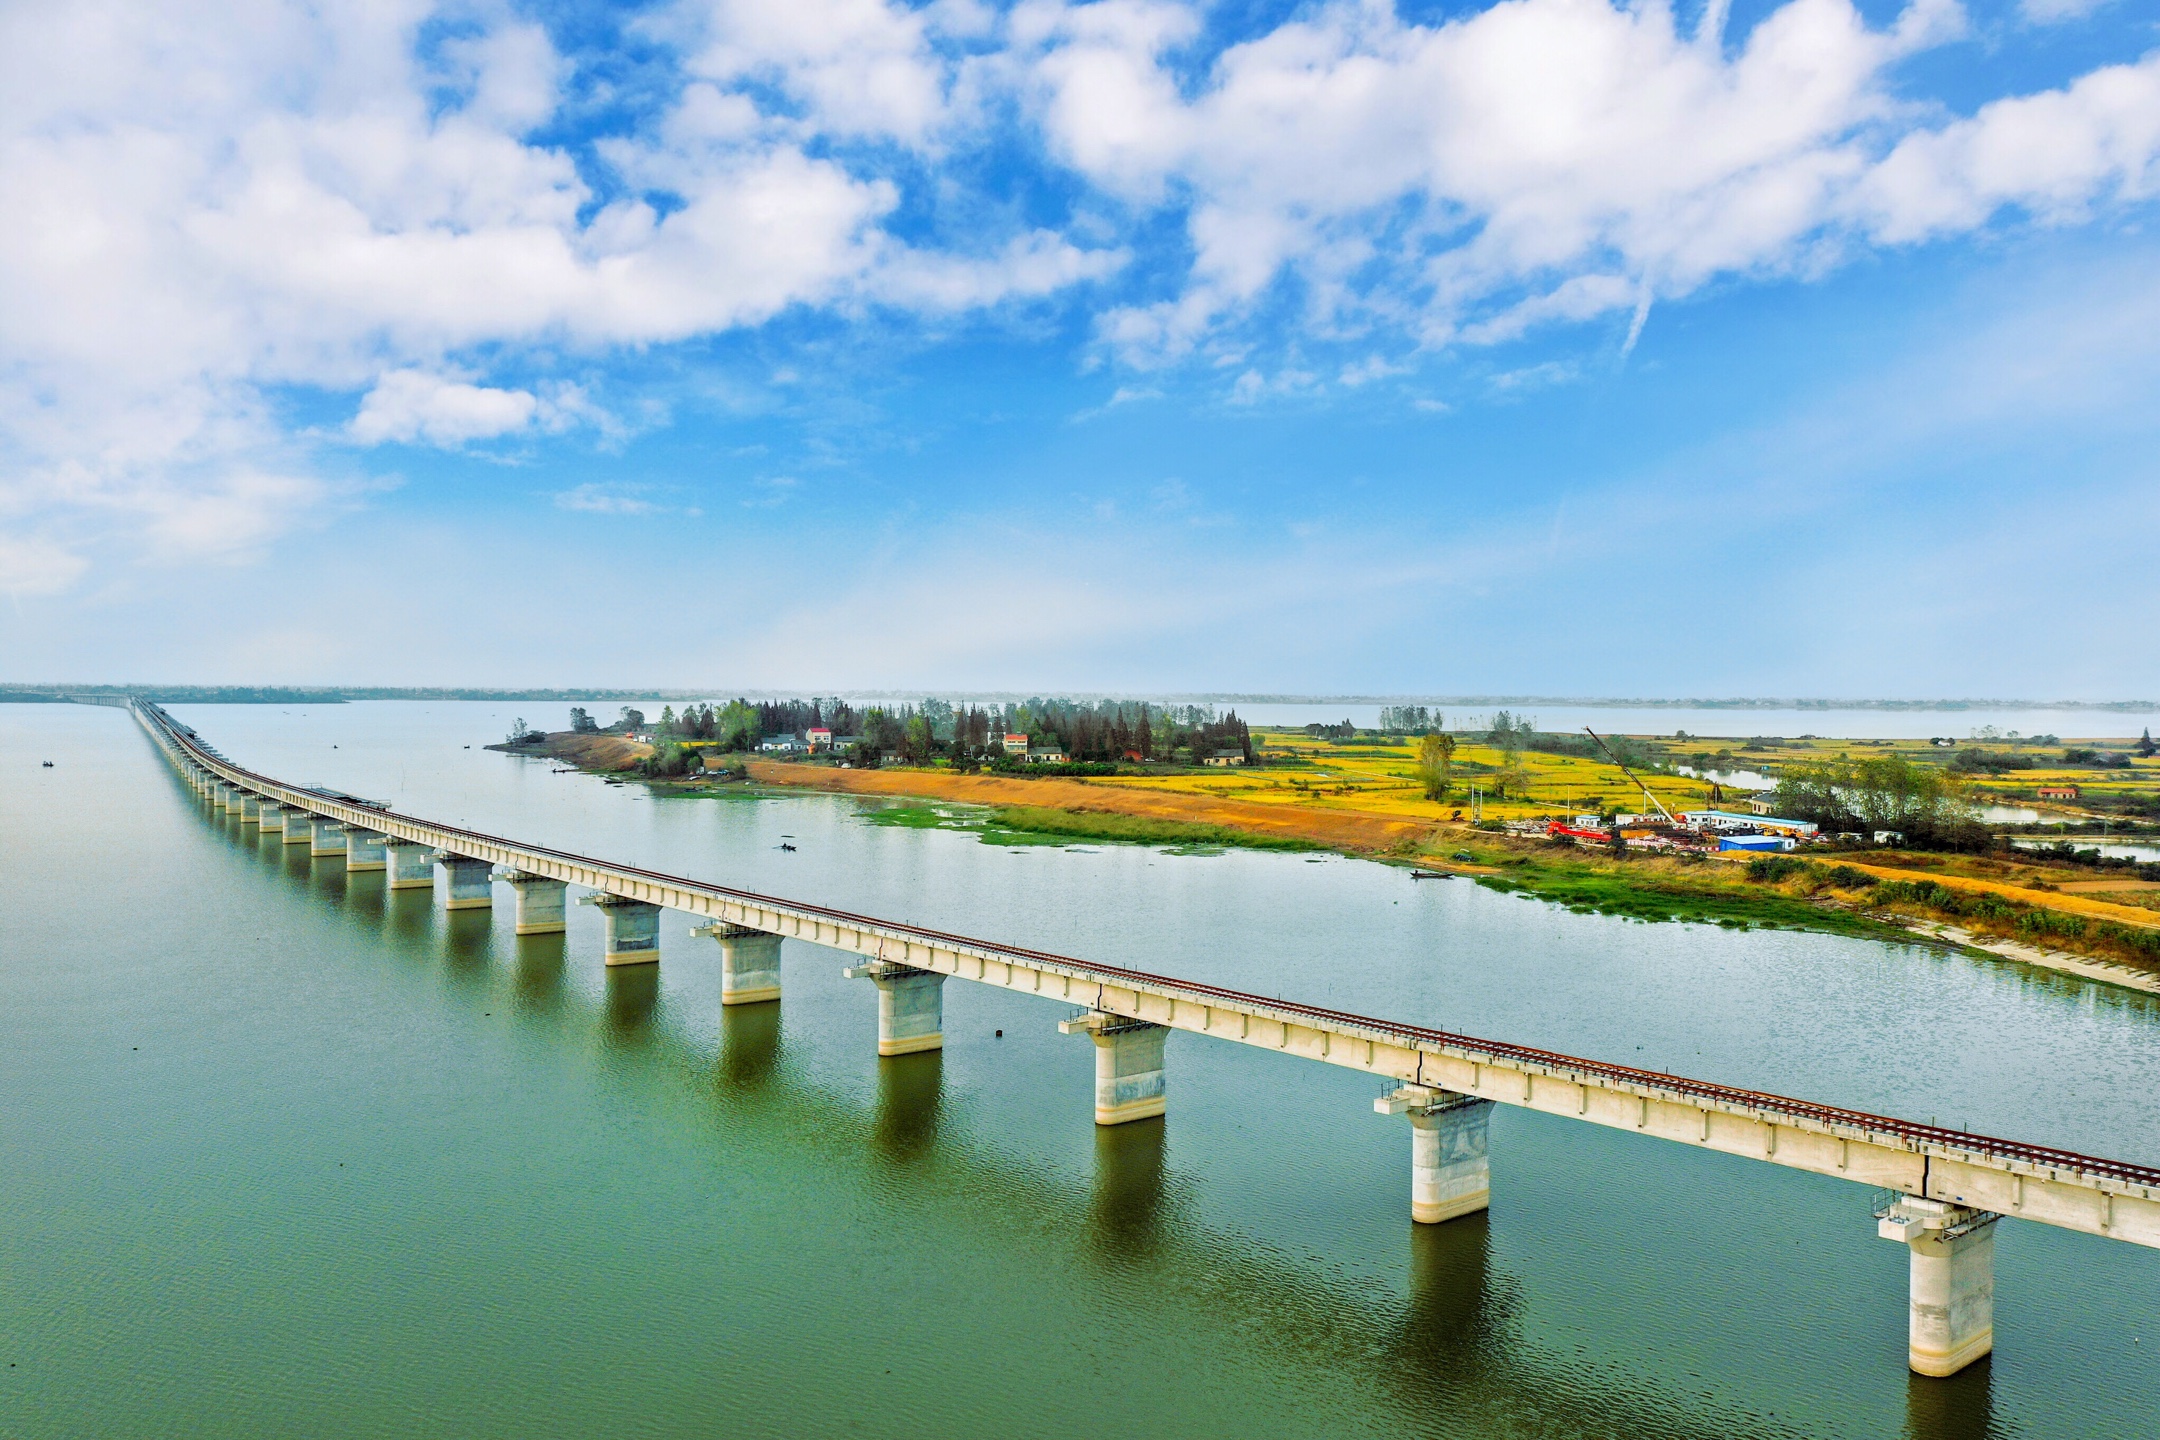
[129,699,2160,1378]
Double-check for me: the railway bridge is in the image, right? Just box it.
[132,700,2160,1379]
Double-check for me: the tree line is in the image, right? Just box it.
[565,696,1255,769]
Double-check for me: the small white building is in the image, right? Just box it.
[1028,745,1068,764]
[758,734,807,755]
[1000,732,1030,753]
[1680,809,1818,839]
[1203,749,1247,767]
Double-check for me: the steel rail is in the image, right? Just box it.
[139,701,2160,1194]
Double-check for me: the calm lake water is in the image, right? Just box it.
[7,701,2160,1439]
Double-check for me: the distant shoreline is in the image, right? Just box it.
[5,685,2154,711]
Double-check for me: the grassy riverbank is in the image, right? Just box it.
[864,802,1321,853]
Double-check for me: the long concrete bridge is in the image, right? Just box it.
[133,700,2160,1379]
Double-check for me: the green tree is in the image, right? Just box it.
[711,700,759,751]
[1414,732,1456,801]
[903,714,934,764]
[2140,728,2157,758]
[568,706,598,734]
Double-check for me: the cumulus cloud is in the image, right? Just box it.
[1031,0,1991,361]
[4,0,2160,594]
[349,372,540,446]
[672,0,951,143]
[0,0,1108,590]
[1855,51,2160,241]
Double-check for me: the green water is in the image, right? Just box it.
[5,702,2159,1438]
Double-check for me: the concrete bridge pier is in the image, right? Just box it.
[258,801,286,833]
[581,894,659,964]
[1061,1012,1168,1125]
[346,830,387,872]
[238,793,261,823]
[1878,1196,2000,1376]
[693,923,783,1004]
[437,855,495,911]
[309,820,348,858]
[283,813,316,846]
[497,871,568,934]
[385,839,434,890]
[844,961,945,1055]
[1377,1086,1494,1223]
[212,781,236,812]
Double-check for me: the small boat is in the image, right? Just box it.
[41,760,54,767]
[1410,869,1449,880]
[778,842,797,852]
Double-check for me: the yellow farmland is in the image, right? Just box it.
[1093,730,1729,825]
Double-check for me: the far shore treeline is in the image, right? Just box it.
[528,696,1256,776]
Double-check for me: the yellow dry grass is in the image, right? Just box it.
[1831,859,2160,930]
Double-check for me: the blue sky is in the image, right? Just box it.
[2,0,2156,696]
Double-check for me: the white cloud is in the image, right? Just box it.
[2020,0,2113,22]
[1856,52,2160,242]
[349,371,540,446]
[554,483,662,515]
[1019,0,2160,364]
[874,229,1129,309]
[0,0,1112,590]
[673,0,950,143]
[5,0,2160,600]
[0,535,91,597]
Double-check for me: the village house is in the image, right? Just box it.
[807,727,833,753]
[1027,744,1068,764]
[1203,748,1247,767]
[2037,784,2080,800]
[758,734,807,755]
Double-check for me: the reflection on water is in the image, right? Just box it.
[602,964,660,1039]
[442,908,495,973]
[1675,764,1776,791]
[874,1050,943,1161]
[2013,839,2160,864]
[1399,1211,1499,1358]
[1906,1361,1997,1440]
[716,1001,782,1090]
[1089,1118,1168,1261]
[512,932,568,1011]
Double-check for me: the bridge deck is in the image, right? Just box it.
[136,702,2160,1249]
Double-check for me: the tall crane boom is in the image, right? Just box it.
[1583,726,1678,825]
